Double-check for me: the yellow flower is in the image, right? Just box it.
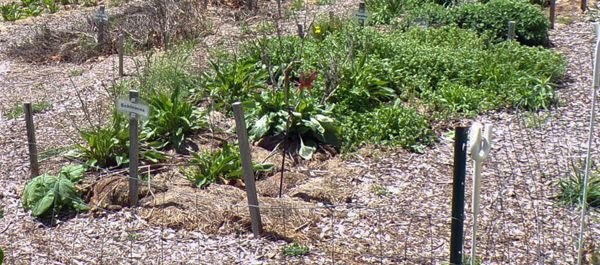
[314,26,322,34]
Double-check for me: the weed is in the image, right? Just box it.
[4,101,51,119]
[556,161,600,208]
[282,242,310,257]
[371,184,391,196]
[70,69,83,77]
[290,0,304,11]
[316,0,334,5]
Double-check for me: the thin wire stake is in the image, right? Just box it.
[576,26,600,265]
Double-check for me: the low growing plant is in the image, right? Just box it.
[143,86,206,152]
[556,161,600,208]
[21,165,89,219]
[183,143,273,188]
[282,242,310,257]
[341,100,436,153]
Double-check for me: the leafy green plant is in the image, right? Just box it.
[202,57,267,112]
[143,86,206,152]
[245,89,341,160]
[290,0,304,10]
[342,100,436,152]
[365,0,407,25]
[454,0,549,46]
[68,112,164,169]
[282,242,310,257]
[556,161,600,208]
[183,143,273,188]
[21,165,89,219]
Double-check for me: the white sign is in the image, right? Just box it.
[117,99,149,118]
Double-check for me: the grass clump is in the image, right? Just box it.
[4,101,51,119]
[556,162,600,208]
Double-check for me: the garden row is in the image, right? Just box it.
[21,0,574,219]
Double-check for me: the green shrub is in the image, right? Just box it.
[183,143,273,188]
[342,100,436,152]
[454,0,549,46]
[21,165,89,219]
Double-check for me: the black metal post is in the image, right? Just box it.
[450,127,468,265]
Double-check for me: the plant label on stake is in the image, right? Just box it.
[356,2,368,27]
[117,99,150,119]
[116,91,149,206]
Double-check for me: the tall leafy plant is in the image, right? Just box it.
[143,86,206,152]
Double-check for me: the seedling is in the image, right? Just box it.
[283,242,310,257]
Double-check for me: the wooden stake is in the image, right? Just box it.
[128,90,139,206]
[232,102,263,237]
[24,103,39,178]
[118,33,124,77]
[550,0,556,30]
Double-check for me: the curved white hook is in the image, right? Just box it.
[469,123,493,162]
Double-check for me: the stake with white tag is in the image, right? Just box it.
[116,90,149,206]
[356,2,368,27]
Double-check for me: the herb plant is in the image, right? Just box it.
[282,242,310,257]
[21,165,89,219]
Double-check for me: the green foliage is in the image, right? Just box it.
[4,101,51,119]
[202,56,267,112]
[397,2,452,29]
[143,86,206,152]
[282,242,310,257]
[0,0,94,21]
[365,0,410,25]
[245,90,341,160]
[556,162,600,208]
[183,143,273,188]
[454,0,549,46]
[21,165,89,219]
[134,46,206,152]
[342,100,436,152]
[68,112,164,169]
[236,23,563,153]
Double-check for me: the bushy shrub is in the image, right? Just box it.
[454,0,549,46]
[342,100,436,152]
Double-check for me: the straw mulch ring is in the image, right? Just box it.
[137,182,323,242]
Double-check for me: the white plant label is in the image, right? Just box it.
[117,99,149,118]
